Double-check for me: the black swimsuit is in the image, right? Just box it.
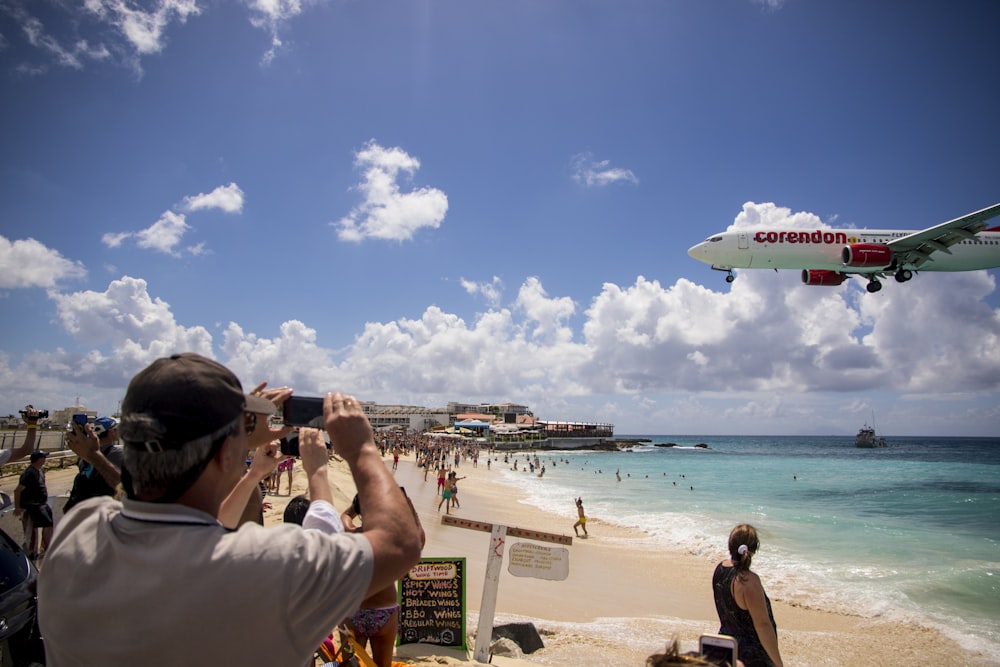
[712,562,777,667]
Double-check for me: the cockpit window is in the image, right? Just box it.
[707,236,723,242]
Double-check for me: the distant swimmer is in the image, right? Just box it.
[573,497,588,538]
[616,469,621,482]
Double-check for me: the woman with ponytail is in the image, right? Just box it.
[711,524,783,667]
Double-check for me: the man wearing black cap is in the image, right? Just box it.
[14,450,52,558]
[38,353,422,667]
[63,415,125,512]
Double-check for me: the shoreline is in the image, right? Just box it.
[265,450,996,667]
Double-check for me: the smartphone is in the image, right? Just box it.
[282,395,325,428]
[72,413,88,430]
[699,634,738,667]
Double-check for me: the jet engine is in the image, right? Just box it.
[841,243,892,268]
[801,269,847,286]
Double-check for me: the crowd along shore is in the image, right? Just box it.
[10,443,994,667]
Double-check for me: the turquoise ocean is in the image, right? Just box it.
[489,436,1000,661]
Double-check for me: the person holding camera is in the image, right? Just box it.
[2,406,44,466]
[38,352,422,667]
[63,416,124,512]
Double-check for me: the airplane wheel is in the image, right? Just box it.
[725,275,735,283]
[894,270,912,283]
[866,281,882,293]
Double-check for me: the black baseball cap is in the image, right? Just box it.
[119,353,275,451]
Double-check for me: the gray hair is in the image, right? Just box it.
[122,413,240,500]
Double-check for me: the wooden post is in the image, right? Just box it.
[441,515,572,663]
[472,523,507,663]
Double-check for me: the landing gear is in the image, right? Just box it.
[866,277,883,293]
[711,266,737,283]
[894,269,913,283]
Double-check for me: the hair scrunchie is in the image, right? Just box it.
[737,544,749,556]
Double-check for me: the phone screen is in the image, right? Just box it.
[282,396,325,428]
[72,413,88,427]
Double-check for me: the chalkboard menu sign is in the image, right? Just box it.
[397,557,467,648]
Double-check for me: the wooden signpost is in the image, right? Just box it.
[439,515,573,663]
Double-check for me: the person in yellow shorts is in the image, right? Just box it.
[573,497,588,537]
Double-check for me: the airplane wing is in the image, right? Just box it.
[887,202,1000,269]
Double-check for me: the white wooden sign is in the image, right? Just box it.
[507,541,569,581]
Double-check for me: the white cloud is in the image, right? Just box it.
[106,182,245,256]
[3,4,111,74]
[571,152,639,188]
[135,210,190,255]
[461,276,503,308]
[5,0,312,74]
[101,232,132,248]
[243,0,318,66]
[3,203,999,436]
[0,236,87,288]
[84,0,201,56]
[335,140,449,243]
[181,183,245,213]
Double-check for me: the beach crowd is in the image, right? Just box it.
[4,352,789,667]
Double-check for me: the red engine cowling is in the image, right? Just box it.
[801,269,847,286]
[841,243,892,268]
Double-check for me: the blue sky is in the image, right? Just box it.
[1,0,998,436]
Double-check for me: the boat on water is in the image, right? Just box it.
[855,423,888,448]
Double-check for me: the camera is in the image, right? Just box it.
[19,408,49,419]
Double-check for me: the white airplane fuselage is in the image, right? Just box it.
[688,228,1000,273]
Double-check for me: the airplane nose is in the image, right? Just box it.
[687,242,704,259]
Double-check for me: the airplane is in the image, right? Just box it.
[687,202,1000,293]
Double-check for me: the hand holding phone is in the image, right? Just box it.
[71,413,88,432]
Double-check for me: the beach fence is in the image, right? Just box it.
[439,515,572,663]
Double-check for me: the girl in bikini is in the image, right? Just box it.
[340,492,424,667]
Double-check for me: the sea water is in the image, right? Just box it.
[491,436,1000,660]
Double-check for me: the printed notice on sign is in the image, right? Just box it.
[507,542,569,581]
[398,558,466,648]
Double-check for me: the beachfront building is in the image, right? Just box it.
[357,403,450,432]
[356,400,614,448]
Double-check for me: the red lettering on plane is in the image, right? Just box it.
[753,230,848,245]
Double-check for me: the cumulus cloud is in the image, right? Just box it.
[3,202,999,435]
[0,236,87,288]
[135,210,190,255]
[334,140,449,243]
[181,183,245,213]
[104,182,245,256]
[571,152,639,188]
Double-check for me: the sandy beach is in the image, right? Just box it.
[259,449,993,667]
[16,448,993,667]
